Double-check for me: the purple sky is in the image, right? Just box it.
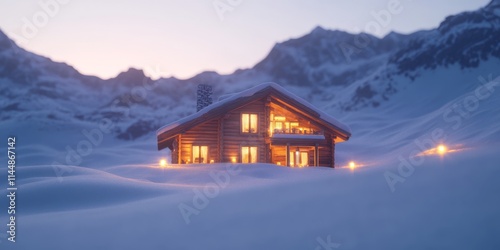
[0,0,491,79]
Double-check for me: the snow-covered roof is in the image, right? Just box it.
[157,82,351,137]
[217,93,234,101]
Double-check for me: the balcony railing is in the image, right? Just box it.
[272,128,323,135]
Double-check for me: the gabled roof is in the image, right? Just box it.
[157,82,351,150]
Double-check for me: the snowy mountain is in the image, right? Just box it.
[392,1,500,72]
[0,0,499,143]
[1,2,500,249]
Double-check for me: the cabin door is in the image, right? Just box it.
[289,150,309,167]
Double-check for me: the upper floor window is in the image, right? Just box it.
[241,113,258,133]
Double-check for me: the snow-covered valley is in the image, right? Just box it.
[1,1,500,249]
[1,69,499,249]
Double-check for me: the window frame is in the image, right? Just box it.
[241,113,259,134]
[289,150,309,167]
[192,145,208,164]
[241,146,258,163]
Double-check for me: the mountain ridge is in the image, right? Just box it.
[1,0,499,141]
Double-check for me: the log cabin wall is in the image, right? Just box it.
[156,83,351,167]
[269,98,335,167]
[171,136,179,164]
[221,98,267,163]
[271,145,318,167]
[318,146,332,167]
[180,119,219,163]
[318,131,335,167]
[173,94,339,166]
[271,145,287,165]
[331,141,336,168]
[330,133,337,168]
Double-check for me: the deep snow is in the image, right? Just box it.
[0,72,499,249]
[1,2,500,247]
[1,149,499,249]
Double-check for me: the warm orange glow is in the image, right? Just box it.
[300,152,308,167]
[241,113,258,133]
[192,145,208,163]
[277,162,281,166]
[349,161,356,170]
[210,160,214,164]
[241,146,258,163]
[274,116,286,121]
[437,144,447,155]
[231,157,237,163]
[159,159,167,168]
[418,143,467,157]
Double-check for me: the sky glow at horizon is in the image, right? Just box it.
[0,0,490,79]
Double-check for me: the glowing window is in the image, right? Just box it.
[241,146,258,163]
[275,122,283,130]
[274,116,286,121]
[241,114,258,133]
[192,145,208,163]
[289,151,308,167]
[300,152,308,167]
[290,122,300,133]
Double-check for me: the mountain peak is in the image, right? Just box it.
[307,26,355,38]
[118,67,146,78]
[111,67,151,85]
[311,25,327,34]
[384,31,403,38]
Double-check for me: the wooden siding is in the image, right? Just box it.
[174,94,338,167]
[271,146,287,165]
[172,136,179,164]
[180,119,219,163]
[221,98,267,163]
[271,145,316,167]
[158,84,350,152]
[318,146,332,167]
[319,131,335,167]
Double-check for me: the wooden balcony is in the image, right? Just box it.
[271,128,323,135]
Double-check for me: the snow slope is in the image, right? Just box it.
[0,71,499,249]
[1,150,499,249]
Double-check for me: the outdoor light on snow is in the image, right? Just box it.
[418,143,460,157]
[159,159,167,167]
[349,161,356,170]
[437,144,448,155]
[3,0,498,248]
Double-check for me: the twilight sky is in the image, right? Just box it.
[0,0,491,79]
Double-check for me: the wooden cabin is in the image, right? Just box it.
[157,83,351,167]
